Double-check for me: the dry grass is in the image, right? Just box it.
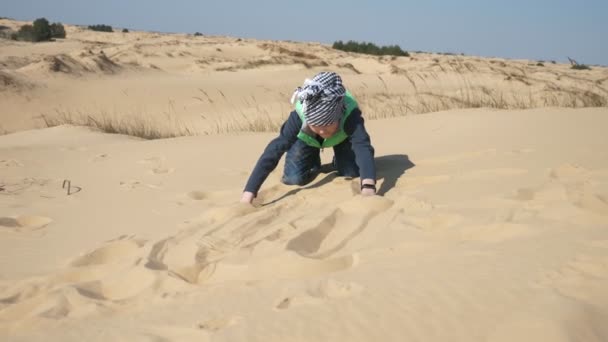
[38,107,285,137]
[216,57,327,72]
[210,115,282,134]
[337,63,361,74]
[356,84,607,120]
[40,109,194,139]
[258,43,321,60]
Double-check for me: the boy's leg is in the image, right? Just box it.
[282,139,321,186]
[333,138,360,178]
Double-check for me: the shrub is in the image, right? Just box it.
[14,24,35,41]
[32,18,52,41]
[122,28,129,33]
[50,22,66,38]
[571,64,591,70]
[11,18,64,42]
[88,24,113,32]
[332,40,409,57]
[194,32,203,36]
[536,62,544,67]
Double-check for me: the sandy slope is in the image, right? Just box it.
[1,106,608,341]
[1,18,608,136]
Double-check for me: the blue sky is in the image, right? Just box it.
[2,0,607,65]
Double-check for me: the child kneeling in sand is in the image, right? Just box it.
[240,71,376,204]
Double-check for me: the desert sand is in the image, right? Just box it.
[1,19,608,342]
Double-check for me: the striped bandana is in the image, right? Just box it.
[290,71,346,126]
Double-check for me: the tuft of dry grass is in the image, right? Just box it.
[337,63,361,74]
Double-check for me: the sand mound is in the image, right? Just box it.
[0,70,34,92]
[18,52,123,76]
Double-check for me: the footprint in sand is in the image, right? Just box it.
[307,278,364,299]
[275,279,364,310]
[565,184,608,217]
[456,222,538,243]
[89,153,109,162]
[196,316,241,332]
[457,168,528,181]
[417,149,498,166]
[138,156,166,165]
[505,148,535,155]
[537,254,608,303]
[150,166,175,175]
[541,164,608,216]
[0,215,52,232]
[400,213,464,233]
[0,159,24,168]
[70,236,146,267]
[120,180,160,190]
[549,163,589,182]
[187,191,208,201]
[72,266,159,301]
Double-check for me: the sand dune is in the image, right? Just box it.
[2,18,608,135]
[1,18,608,342]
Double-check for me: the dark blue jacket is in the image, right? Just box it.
[244,107,375,196]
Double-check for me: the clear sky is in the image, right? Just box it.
[2,0,607,65]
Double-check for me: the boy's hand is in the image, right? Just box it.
[240,191,255,204]
[361,179,377,196]
[361,188,376,196]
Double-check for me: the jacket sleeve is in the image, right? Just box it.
[243,111,301,196]
[344,108,376,181]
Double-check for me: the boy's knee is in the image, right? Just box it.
[336,163,359,178]
[338,169,359,178]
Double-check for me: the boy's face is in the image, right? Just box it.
[308,121,340,139]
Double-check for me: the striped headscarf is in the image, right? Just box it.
[290,71,346,126]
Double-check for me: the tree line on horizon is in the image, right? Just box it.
[332,40,409,57]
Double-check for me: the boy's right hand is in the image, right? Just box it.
[240,191,255,204]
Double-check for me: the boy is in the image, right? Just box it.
[241,71,376,204]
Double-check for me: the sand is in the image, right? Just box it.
[1,19,608,342]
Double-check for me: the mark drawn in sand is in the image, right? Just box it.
[286,196,393,259]
[0,191,393,323]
